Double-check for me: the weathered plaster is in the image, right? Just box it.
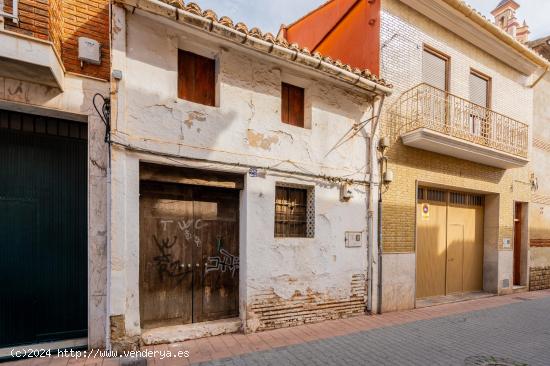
[381,253,415,312]
[109,7,376,347]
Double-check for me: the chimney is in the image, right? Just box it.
[491,0,530,43]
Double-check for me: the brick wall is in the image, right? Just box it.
[247,274,366,331]
[4,0,49,40]
[62,0,110,79]
[49,0,63,56]
[379,0,533,254]
[529,266,550,291]
[3,0,110,80]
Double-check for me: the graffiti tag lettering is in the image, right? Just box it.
[159,219,205,247]
[153,235,189,281]
[205,249,239,277]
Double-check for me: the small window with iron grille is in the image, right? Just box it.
[274,184,314,238]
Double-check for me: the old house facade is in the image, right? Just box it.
[108,0,391,350]
[285,0,549,312]
[0,0,109,353]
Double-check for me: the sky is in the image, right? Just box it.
[194,0,549,41]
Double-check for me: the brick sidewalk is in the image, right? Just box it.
[5,290,550,366]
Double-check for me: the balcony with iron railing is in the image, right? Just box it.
[386,83,529,169]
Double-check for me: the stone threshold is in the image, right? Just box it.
[140,318,241,346]
[415,291,496,309]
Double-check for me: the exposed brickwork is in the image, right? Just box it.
[49,0,63,55]
[379,0,533,253]
[4,0,49,40]
[530,266,550,290]
[247,274,366,331]
[61,0,110,79]
[3,0,110,80]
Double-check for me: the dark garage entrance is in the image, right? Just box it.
[0,110,88,348]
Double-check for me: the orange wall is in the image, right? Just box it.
[285,0,380,76]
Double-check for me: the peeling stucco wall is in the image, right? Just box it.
[0,75,110,348]
[109,6,375,347]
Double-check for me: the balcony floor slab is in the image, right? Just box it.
[401,128,529,169]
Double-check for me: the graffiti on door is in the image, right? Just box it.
[160,219,205,247]
[205,249,239,277]
[152,235,189,281]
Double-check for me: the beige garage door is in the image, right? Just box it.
[416,188,484,299]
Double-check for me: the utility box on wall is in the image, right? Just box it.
[345,231,363,248]
[78,37,101,65]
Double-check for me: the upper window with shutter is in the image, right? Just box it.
[178,49,216,106]
[422,46,449,91]
[469,70,490,108]
[281,82,305,128]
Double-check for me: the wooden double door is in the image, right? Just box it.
[139,181,239,329]
[416,188,484,299]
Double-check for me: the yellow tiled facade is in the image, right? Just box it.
[381,137,531,254]
[380,0,534,255]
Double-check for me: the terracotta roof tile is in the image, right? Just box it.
[156,0,391,88]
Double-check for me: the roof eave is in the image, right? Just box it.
[114,0,392,96]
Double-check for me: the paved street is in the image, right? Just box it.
[192,292,550,366]
[5,290,550,366]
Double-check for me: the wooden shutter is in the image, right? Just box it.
[470,71,489,108]
[178,49,215,106]
[281,82,304,127]
[422,47,448,91]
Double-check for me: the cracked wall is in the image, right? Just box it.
[109,7,374,344]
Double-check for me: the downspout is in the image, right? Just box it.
[377,155,386,314]
[366,95,385,314]
[366,102,376,314]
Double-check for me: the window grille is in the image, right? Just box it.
[275,185,314,238]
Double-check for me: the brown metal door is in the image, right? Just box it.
[446,222,464,294]
[417,189,484,299]
[416,199,447,299]
[462,205,484,292]
[139,182,194,329]
[140,181,239,328]
[514,202,522,286]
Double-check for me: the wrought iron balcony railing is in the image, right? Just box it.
[387,83,529,158]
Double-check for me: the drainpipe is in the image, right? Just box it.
[366,95,385,314]
[377,157,385,314]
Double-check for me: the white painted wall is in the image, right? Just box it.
[109,7,376,341]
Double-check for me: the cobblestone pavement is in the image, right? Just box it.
[195,295,550,366]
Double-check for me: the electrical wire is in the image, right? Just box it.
[93,93,111,143]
